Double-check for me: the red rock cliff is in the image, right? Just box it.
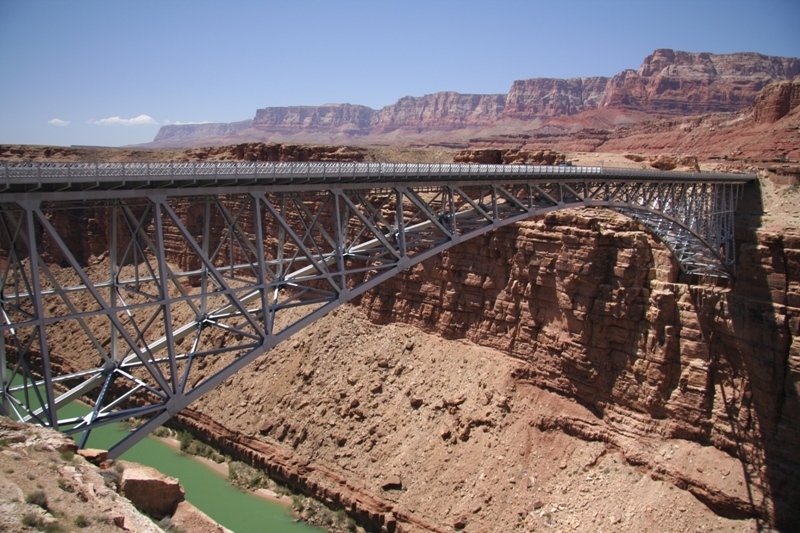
[148,49,800,147]
[601,50,800,116]
[352,198,800,528]
[503,76,610,118]
[163,201,800,531]
[253,104,374,134]
[371,92,506,132]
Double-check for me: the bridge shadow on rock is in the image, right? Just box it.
[692,177,800,530]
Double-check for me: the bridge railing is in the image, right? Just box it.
[0,162,753,195]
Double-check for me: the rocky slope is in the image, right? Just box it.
[0,418,165,532]
[164,195,798,532]
[0,418,234,533]
[147,49,799,148]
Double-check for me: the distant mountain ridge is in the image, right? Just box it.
[148,49,800,148]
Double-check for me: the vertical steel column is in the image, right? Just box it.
[395,189,407,259]
[151,197,179,396]
[0,325,7,417]
[23,202,57,428]
[333,192,346,293]
[201,197,211,317]
[251,194,272,337]
[109,203,118,368]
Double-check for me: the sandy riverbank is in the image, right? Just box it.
[156,436,294,507]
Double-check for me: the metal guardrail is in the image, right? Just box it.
[0,161,755,194]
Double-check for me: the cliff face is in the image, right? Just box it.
[601,50,800,116]
[171,203,800,531]
[147,49,800,148]
[152,120,253,146]
[371,92,507,131]
[503,76,610,118]
[253,104,374,134]
[752,77,800,124]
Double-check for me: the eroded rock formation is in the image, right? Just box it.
[148,49,800,148]
[169,204,799,530]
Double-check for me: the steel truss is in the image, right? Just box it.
[0,162,752,456]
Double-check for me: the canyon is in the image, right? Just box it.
[2,49,800,532]
[146,49,800,150]
[2,141,799,532]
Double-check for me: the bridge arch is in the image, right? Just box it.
[0,162,753,455]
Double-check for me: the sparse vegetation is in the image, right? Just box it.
[74,514,91,528]
[99,468,122,489]
[152,426,174,438]
[59,449,75,462]
[22,513,45,528]
[57,477,74,493]
[177,430,225,463]
[290,493,355,531]
[26,489,49,510]
[228,461,268,490]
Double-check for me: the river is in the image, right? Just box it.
[56,401,323,533]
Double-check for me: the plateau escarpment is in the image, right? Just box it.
[148,49,800,148]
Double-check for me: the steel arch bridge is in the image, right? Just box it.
[0,161,754,456]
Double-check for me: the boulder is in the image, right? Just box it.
[77,448,108,466]
[119,462,185,518]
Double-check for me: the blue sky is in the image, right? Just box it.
[1,0,798,147]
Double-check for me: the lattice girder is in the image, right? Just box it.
[0,162,753,455]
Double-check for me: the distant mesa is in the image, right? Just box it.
[144,49,800,149]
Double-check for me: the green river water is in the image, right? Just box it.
[37,400,323,533]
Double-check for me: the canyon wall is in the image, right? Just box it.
[168,191,799,530]
[253,104,374,134]
[471,76,800,163]
[149,49,800,147]
[353,199,800,527]
[10,142,799,529]
[153,120,253,146]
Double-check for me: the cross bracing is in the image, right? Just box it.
[0,162,754,456]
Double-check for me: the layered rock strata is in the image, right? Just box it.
[150,50,800,147]
[168,199,798,530]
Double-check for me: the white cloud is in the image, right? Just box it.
[48,118,70,127]
[88,114,158,126]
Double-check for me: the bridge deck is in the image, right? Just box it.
[1,162,755,198]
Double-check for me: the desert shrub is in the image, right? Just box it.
[175,430,225,462]
[74,514,91,528]
[291,494,304,510]
[21,513,44,528]
[99,468,121,489]
[152,426,172,438]
[59,449,74,462]
[26,490,48,510]
[57,478,74,493]
[228,461,267,489]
